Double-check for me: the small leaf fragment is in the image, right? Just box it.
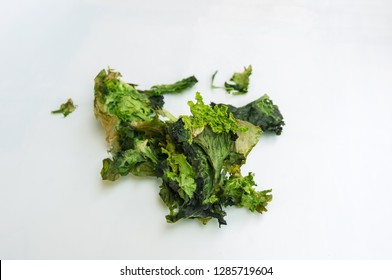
[211,70,221,89]
[143,76,198,96]
[224,65,252,94]
[51,98,76,117]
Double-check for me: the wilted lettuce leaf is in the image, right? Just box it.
[143,76,198,96]
[52,98,76,117]
[159,119,225,225]
[224,65,252,94]
[95,69,146,151]
[95,69,153,124]
[161,147,197,199]
[94,68,198,151]
[194,126,234,178]
[211,70,219,89]
[101,139,159,180]
[235,120,262,157]
[212,94,285,135]
[223,173,272,213]
[94,68,166,178]
[182,92,243,137]
[101,151,144,181]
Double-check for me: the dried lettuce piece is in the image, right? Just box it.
[161,147,197,200]
[94,68,167,178]
[94,68,198,151]
[182,92,243,137]
[158,119,227,225]
[94,69,151,151]
[51,98,76,117]
[143,76,198,96]
[94,69,153,123]
[223,173,272,213]
[211,70,220,89]
[224,65,252,94]
[101,139,159,180]
[212,94,285,135]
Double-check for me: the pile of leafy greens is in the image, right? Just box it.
[94,68,284,226]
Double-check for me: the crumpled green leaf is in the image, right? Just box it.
[212,94,285,135]
[94,68,168,178]
[52,98,76,117]
[224,65,252,94]
[143,76,198,96]
[182,92,244,138]
[223,173,272,213]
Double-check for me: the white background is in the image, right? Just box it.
[1,0,392,259]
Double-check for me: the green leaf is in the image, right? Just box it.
[143,76,198,96]
[51,98,76,117]
[161,148,197,200]
[223,173,272,213]
[160,119,228,226]
[235,120,262,157]
[103,78,152,123]
[224,65,252,94]
[94,68,155,151]
[193,126,234,180]
[182,92,244,137]
[212,94,285,135]
[211,70,222,89]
